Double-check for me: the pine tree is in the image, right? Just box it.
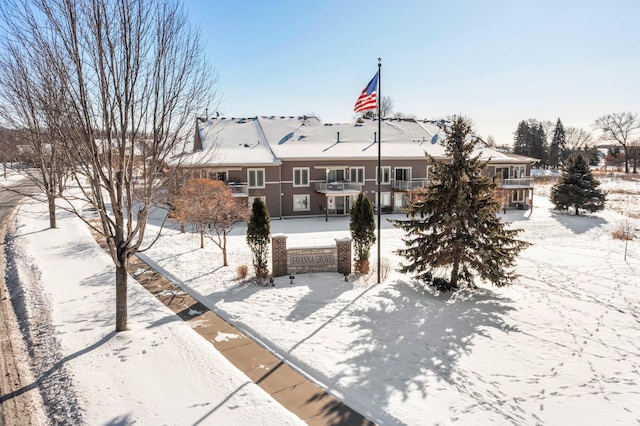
[531,121,548,168]
[513,120,529,155]
[513,119,549,167]
[393,116,530,291]
[247,197,271,280]
[550,154,606,215]
[349,192,376,274]
[549,118,566,169]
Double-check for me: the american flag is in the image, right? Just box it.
[354,71,379,113]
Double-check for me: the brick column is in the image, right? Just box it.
[272,234,288,277]
[335,238,352,276]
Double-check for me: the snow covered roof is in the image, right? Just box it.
[172,116,535,166]
[258,116,447,160]
[170,117,280,167]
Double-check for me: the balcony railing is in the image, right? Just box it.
[391,178,429,191]
[501,178,533,187]
[315,182,363,192]
[226,181,249,195]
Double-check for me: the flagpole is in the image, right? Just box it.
[377,58,382,284]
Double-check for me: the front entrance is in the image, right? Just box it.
[327,195,351,215]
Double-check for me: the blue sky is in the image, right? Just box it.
[183,0,639,146]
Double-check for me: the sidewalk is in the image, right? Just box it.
[124,253,374,426]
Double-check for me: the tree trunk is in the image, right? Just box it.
[115,258,128,332]
[47,192,57,229]
[222,233,228,266]
[575,206,579,215]
[450,259,459,289]
[200,230,204,248]
[624,147,629,174]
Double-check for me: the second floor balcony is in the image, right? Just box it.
[315,182,363,193]
[391,178,429,191]
[390,176,533,191]
[501,178,533,188]
[226,180,249,196]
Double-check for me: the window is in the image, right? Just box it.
[511,165,526,179]
[495,167,509,180]
[349,167,365,184]
[293,167,309,187]
[327,169,345,182]
[376,166,391,184]
[394,193,408,209]
[293,194,310,211]
[380,192,391,207]
[512,190,525,202]
[394,167,411,181]
[208,171,227,181]
[248,169,265,188]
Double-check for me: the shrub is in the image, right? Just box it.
[379,258,391,281]
[611,220,634,241]
[355,259,370,275]
[247,198,270,283]
[236,264,249,279]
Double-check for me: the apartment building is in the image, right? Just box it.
[170,116,535,219]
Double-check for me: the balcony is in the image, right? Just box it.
[226,181,249,196]
[315,182,363,193]
[500,178,533,188]
[391,178,429,191]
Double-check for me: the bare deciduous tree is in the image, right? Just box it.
[594,112,640,174]
[564,127,593,153]
[361,96,393,119]
[0,127,21,177]
[0,0,218,332]
[0,29,72,228]
[173,178,248,265]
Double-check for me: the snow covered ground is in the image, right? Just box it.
[6,174,640,425]
[6,180,303,424]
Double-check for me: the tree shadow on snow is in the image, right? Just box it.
[78,268,178,329]
[286,274,351,322]
[550,210,608,234]
[104,414,136,426]
[337,280,517,418]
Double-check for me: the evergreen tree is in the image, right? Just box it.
[247,197,271,280]
[393,116,530,291]
[513,119,549,167]
[531,121,548,168]
[350,192,376,274]
[550,154,606,215]
[513,120,529,156]
[549,118,566,169]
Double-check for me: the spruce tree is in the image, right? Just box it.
[549,118,566,169]
[393,116,530,291]
[513,120,529,156]
[513,119,549,166]
[247,197,271,280]
[550,153,606,215]
[531,121,548,168]
[349,192,376,274]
